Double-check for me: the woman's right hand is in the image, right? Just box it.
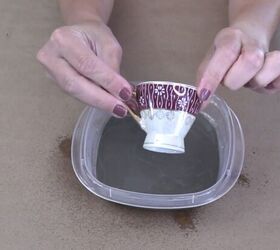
[37,20,132,118]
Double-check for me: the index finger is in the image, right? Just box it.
[53,32,132,101]
[197,30,242,100]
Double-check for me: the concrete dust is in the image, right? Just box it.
[173,209,198,230]
[238,173,250,187]
[57,136,72,159]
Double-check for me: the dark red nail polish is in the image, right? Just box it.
[119,88,132,101]
[244,83,251,88]
[199,88,211,101]
[265,83,274,89]
[113,105,127,118]
[125,99,139,115]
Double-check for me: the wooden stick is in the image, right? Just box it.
[126,105,141,124]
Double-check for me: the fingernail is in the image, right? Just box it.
[265,83,274,89]
[119,88,132,101]
[199,88,211,101]
[113,104,127,118]
[125,99,139,114]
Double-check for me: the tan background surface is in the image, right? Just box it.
[1,0,280,249]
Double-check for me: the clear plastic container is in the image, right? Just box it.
[71,95,244,209]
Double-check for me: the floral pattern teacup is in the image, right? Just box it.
[130,81,202,154]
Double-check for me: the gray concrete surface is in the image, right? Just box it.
[1,0,280,249]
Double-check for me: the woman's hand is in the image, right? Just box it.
[37,20,132,118]
[197,27,280,100]
[197,0,280,101]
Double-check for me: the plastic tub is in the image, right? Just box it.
[71,95,244,209]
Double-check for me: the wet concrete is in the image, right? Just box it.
[97,114,219,194]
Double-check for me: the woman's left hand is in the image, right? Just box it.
[196,27,280,102]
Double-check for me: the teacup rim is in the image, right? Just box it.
[136,81,197,91]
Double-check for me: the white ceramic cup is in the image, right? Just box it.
[130,81,202,154]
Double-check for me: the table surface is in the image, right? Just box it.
[1,0,280,249]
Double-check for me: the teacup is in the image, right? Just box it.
[129,81,202,154]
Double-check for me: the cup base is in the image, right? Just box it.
[143,133,185,154]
